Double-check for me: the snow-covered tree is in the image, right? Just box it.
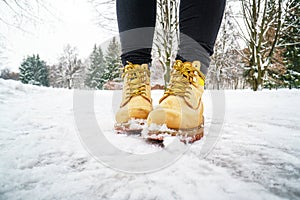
[56,45,83,89]
[153,0,179,88]
[0,0,52,31]
[280,0,300,89]
[0,68,19,80]
[101,37,121,86]
[85,44,106,89]
[240,0,287,91]
[19,54,49,86]
[47,65,59,88]
[89,0,117,32]
[72,59,87,89]
[0,68,11,80]
[206,5,244,90]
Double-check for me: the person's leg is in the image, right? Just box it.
[176,0,226,75]
[147,0,226,142]
[116,0,157,66]
[115,0,156,128]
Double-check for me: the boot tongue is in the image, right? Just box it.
[191,61,206,86]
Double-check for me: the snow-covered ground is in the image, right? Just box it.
[0,79,300,200]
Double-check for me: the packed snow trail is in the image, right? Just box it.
[0,79,300,200]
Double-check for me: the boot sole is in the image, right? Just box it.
[147,124,204,144]
[114,119,146,134]
[115,120,204,144]
[114,120,165,147]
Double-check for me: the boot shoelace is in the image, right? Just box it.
[162,60,205,101]
[122,62,150,101]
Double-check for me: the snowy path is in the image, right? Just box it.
[0,79,300,200]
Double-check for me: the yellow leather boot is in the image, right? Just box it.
[147,60,205,143]
[115,62,152,133]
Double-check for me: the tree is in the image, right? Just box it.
[89,0,117,32]
[280,0,300,88]
[101,37,121,86]
[0,0,52,31]
[153,0,179,88]
[0,68,10,79]
[72,59,87,89]
[240,0,285,91]
[56,45,84,89]
[85,44,105,89]
[0,68,19,80]
[0,1,54,67]
[207,5,244,90]
[19,54,49,86]
[47,65,59,88]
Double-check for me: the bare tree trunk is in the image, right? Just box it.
[154,0,179,88]
[241,0,284,91]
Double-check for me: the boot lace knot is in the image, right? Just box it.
[161,60,205,102]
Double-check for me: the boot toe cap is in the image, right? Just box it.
[147,108,182,129]
[116,106,151,123]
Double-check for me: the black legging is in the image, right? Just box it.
[117,0,226,75]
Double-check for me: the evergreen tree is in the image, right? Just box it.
[281,0,300,88]
[102,37,121,86]
[72,59,86,89]
[85,44,105,89]
[19,54,49,86]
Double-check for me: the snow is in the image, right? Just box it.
[1,79,300,200]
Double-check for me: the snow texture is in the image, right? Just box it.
[0,79,300,200]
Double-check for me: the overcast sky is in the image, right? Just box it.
[0,0,114,72]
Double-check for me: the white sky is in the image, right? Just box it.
[0,0,114,72]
